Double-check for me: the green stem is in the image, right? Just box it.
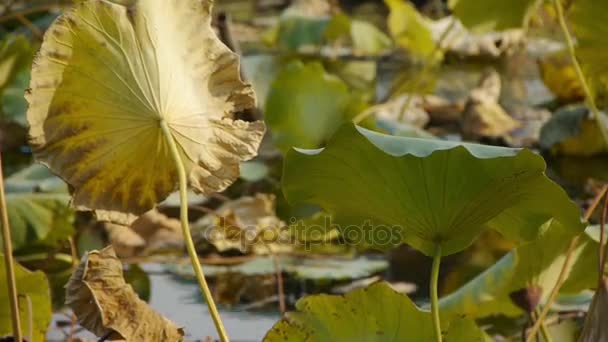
[430,244,442,342]
[160,121,229,342]
[535,308,553,342]
[552,0,608,147]
[0,152,23,342]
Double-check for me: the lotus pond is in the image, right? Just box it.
[2,0,608,341]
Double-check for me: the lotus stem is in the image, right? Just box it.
[430,244,442,342]
[552,0,608,147]
[160,121,229,342]
[0,152,23,342]
[526,185,608,342]
[535,308,553,342]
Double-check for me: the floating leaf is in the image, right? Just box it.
[266,62,361,152]
[448,0,541,33]
[283,124,583,256]
[0,255,52,342]
[439,221,596,319]
[26,0,265,225]
[169,255,388,282]
[385,0,434,57]
[65,246,184,341]
[539,104,608,157]
[264,281,485,341]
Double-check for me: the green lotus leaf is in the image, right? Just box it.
[0,35,33,126]
[439,221,597,319]
[26,0,265,225]
[2,164,73,251]
[385,0,434,57]
[0,255,52,342]
[282,124,583,256]
[263,281,485,341]
[266,62,363,152]
[449,0,541,33]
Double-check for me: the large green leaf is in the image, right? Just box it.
[0,255,52,342]
[282,124,583,256]
[264,281,485,341]
[385,0,434,57]
[266,62,363,152]
[439,222,600,319]
[449,0,540,33]
[26,0,265,225]
[2,164,73,251]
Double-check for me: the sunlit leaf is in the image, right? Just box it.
[282,124,583,256]
[66,246,184,340]
[26,0,265,225]
[266,62,361,152]
[264,281,485,341]
[0,255,52,342]
[385,0,434,57]
[448,0,541,33]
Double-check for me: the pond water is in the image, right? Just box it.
[46,264,280,342]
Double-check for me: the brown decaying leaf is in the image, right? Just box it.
[65,246,184,341]
[579,278,608,342]
[106,209,184,257]
[461,68,520,140]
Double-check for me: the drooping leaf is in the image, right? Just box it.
[0,35,34,126]
[283,124,583,256]
[263,281,485,341]
[65,246,184,341]
[266,62,361,152]
[439,222,597,319]
[448,0,541,33]
[0,255,52,342]
[26,0,265,225]
[385,0,435,57]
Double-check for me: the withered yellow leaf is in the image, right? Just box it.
[26,0,265,224]
[65,246,184,341]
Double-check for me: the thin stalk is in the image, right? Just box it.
[599,193,608,287]
[430,244,443,342]
[552,0,608,147]
[526,185,608,342]
[535,308,553,342]
[160,121,229,342]
[0,152,22,341]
